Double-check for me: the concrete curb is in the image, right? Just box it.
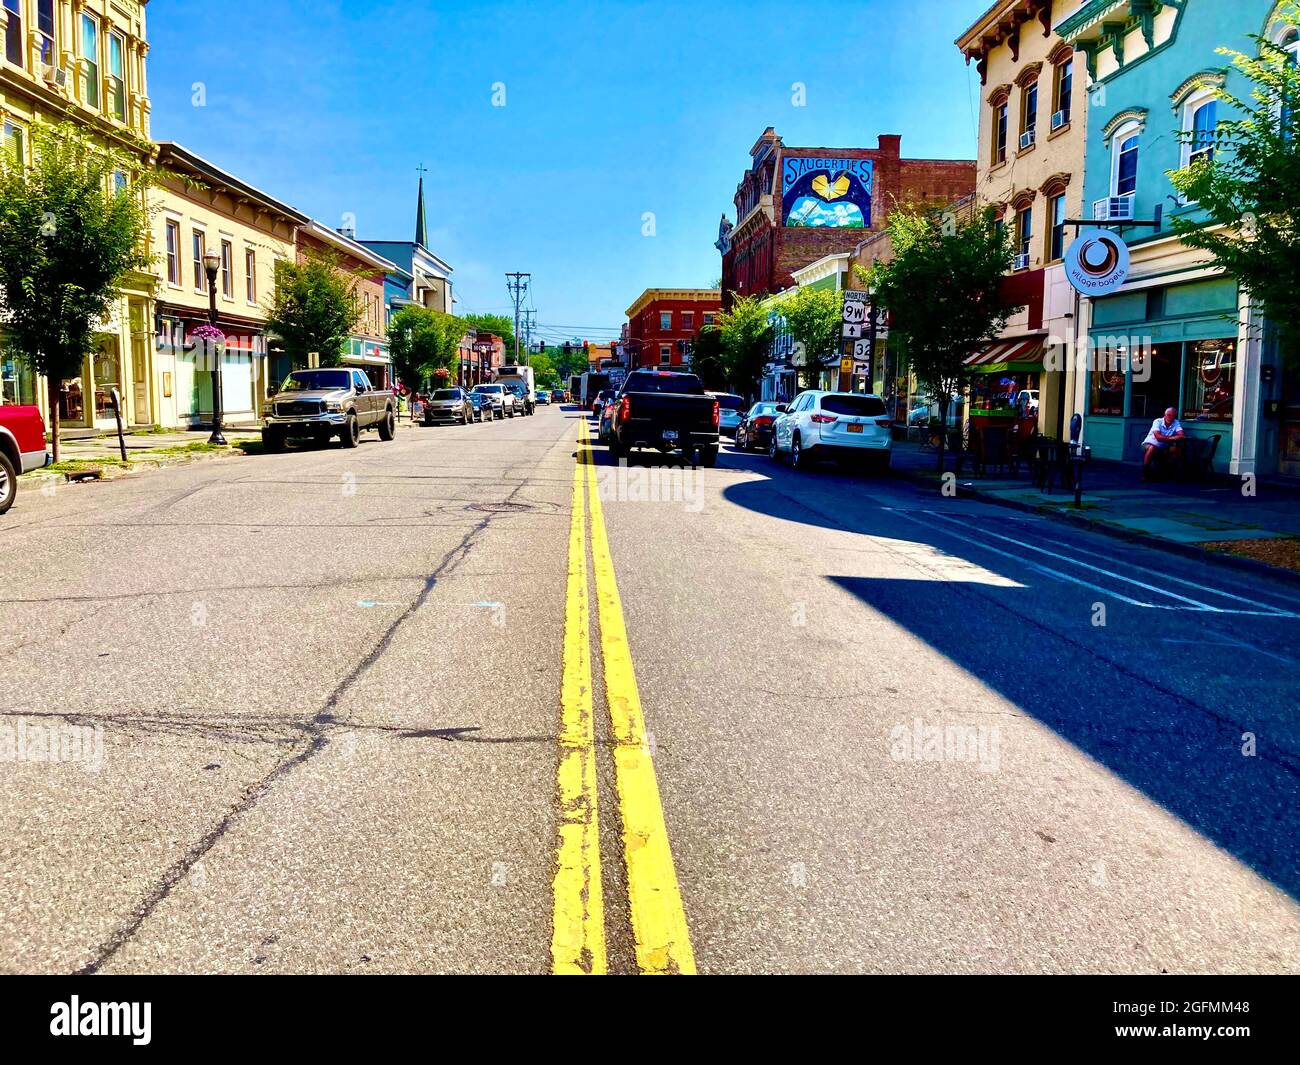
[891,463,1300,591]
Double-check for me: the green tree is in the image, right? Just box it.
[428,310,468,381]
[388,305,442,391]
[1168,2,1300,364]
[0,122,154,459]
[265,248,363,370]
[530,351,557,387]
[783,285,843,389]
[690,325,727,391]
[863,204,1018,469]
[718,295,775,400]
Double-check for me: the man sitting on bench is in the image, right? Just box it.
[1142,407,1185,479]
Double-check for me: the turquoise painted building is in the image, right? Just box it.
[1057,0,1299,477]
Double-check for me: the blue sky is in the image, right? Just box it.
[148,0,989,342]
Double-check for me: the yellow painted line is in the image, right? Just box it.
[583,432,697,975]
[550,453,606,975]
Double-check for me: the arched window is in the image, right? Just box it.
[1181,89,1219,167]
[1111,122,1140,198]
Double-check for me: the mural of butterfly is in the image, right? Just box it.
[811,173,851,201]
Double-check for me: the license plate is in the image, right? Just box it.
[847,423,863,433]
[663,429,678,441]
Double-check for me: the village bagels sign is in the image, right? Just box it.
[1064,229,1131,296]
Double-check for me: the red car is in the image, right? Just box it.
[0,404,51,514]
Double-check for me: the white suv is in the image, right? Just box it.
[770,391,893,471]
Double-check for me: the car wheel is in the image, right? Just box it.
[736,429,747,451]
[697,447,718,468]
[262,428,286,453]
[340,413,360,448]
[0,450,18,515]
[378,409,396,441]
[791,433,808,470]
[769,434,781,462]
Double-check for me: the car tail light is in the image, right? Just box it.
[754,416,773,428]
[711,400,720,429]
[618,397,631,423]
[875,418,893,427]
[810,413,836,424]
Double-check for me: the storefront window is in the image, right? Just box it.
[93,341,122,419]
[1183,339,1235,422]
[1089,367,1125,416]
[971,371,1039,415]
[1,355,36,406]
[1129,343,1180,421]
[61,376,85,423]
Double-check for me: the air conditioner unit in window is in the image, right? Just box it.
[1094,196,1135,222]
[1051,109,1069,130]
[1019,129,1036,149]
[1013,252,1031,271]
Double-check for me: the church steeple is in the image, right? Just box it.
[414,168,428,248]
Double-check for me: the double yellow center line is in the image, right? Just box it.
[550,427,696,975]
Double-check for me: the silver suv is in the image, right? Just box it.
[263,368,396,450]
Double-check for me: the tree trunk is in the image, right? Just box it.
[47,374,61,463]
[936,395,949,473]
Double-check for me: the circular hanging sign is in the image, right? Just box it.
[1064,229,1131,296]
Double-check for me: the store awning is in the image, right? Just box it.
[964,337,1046,373]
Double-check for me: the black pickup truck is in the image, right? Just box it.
[605,370,720,466]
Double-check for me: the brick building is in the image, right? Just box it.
[717,128,976,308]
[623,289,722,369]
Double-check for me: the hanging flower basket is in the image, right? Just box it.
[189,324,227,371]
[433,366,450,380]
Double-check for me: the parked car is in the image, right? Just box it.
[552,389,566,403]
[264,368,396,450]
[535,389,551,406]
[734,401,780,452]
[592,389,615,417]
[606,370,720,466]
[708,392,747,436]
[506,381,534,415]
[466,391,490,422]
[423,386,473,425]
[472,383,510,419]
[0,404,51,515]
[770,391,892,471]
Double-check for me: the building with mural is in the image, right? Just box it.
[0,0,155,429]
[1058,0,1293,476]
[717,127,975,308]
[151,142,308,428]
[623,289,721,369]
[293,222,396,389]
[957,0,1090,442]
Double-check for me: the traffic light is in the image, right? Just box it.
[582,340,590,354]
[563,342,572,355]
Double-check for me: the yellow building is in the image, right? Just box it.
[150,142,308,428]
[957,0,1090,439]
[0,0,155,427]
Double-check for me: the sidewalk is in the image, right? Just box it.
[890,440,1300,578]
[27,428,262,482]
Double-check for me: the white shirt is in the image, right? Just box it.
[1143,417,1183,447]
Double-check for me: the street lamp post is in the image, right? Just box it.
[203,251,226,445]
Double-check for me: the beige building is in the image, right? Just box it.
[957,0,1089,439]
[151,142,308,428]
[0,0,155,427]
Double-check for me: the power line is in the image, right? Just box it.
[504,273,530,365]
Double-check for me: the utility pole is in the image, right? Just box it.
[505,272,530,366]
[523,310,538,353]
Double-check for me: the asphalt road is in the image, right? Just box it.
[2,404,1298,974]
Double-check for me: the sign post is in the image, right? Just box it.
[841,290,872,392]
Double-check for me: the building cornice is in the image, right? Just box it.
[625,289,721,319]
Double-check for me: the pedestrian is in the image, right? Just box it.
[1142,407,1185,479]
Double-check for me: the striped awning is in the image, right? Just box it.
[964,337,1046,372]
